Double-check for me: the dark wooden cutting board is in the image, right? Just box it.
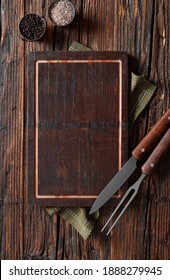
[27,51,128,206]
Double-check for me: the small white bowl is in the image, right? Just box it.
[48,0,75,26]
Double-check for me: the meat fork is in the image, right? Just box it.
[101,127,170,235]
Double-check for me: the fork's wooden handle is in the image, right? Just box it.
[132,107,170,160]
[141,128,170,175]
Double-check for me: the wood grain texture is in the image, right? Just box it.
[27,51,128,206]
[0,0,169,259]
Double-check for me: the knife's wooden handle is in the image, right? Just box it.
[141,128,170,175]
[132,107,170,160]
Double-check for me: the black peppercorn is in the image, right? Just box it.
[19,14,47,41]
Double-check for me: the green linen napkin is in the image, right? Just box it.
[47,41,156,240]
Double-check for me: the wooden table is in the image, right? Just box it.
[0,0,169,259]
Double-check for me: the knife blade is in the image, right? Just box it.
[89,107,170,214]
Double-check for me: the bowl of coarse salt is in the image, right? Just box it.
[48,0,75,26]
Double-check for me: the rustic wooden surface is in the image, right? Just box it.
[0,0,169,259]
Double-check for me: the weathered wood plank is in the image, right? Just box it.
[0,0,25,259]
[144,0,170,259]
[23,0,59,260]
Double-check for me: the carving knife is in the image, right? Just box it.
[89,108,170,214]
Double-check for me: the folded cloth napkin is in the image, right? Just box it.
[47,41,156,240]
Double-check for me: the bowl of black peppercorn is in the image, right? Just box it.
[19,14,47,41]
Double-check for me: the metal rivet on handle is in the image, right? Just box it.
[141,148,145,152]
[168,116,170,120]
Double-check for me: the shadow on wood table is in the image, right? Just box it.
[0,0,169,259]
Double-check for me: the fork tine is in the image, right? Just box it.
[101,173,146,235]
[106,190,138,235]
[101,186,135,232]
